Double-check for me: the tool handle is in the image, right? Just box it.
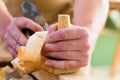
[58,14,71,30]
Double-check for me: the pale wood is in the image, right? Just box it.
[33,67,89,80]
[41,14,79,74]
[111,37,120,77]
[110,0,120,10]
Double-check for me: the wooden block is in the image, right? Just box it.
[33,66,89,80]
[58,14,71,30]
[40,56,79,74]
[40,14,79,74]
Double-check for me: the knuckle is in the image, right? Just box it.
[56,42,65,51]
[59,30,68,39]
[65,63,73,69]
[82,40,90,51]
[12,41,17,50]
[80,52,89,60]
[7,26,12,33]
[76,63,82,68]
[4,34,7,40]
[57,52,64,58]
[78,61,88,67]
[58,52,71,59]
[85,42,90,51]
[16,44,20,52]
[18,34,27,46]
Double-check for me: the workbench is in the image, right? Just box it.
[0,40,12,63]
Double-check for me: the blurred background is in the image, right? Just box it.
[91,0,120,79]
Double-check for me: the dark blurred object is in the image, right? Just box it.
[105,16,117,30]
[22,28,34,38]
[21,0,47,31]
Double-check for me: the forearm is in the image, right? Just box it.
[74,0,109,51]
[0,0,13,40]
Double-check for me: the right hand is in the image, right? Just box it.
[3,17,43,58]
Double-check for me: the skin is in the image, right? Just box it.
[43,24,90,69]
[0,0,109,69]
[4,17,43,57]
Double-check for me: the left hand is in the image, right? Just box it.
[3,17,43,58]
[43,24,90,69]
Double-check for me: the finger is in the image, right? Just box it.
[4,33,20,52]
[4,42,17,58]
[46,26,89,43]
[45,60,88,69]
[43,51,89,61]
[48,23,58,34]
[7,23,27,46]
[13,17,43,31]
[44,39,90,52]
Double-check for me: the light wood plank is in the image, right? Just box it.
[33,66,89,80]
[110,0,120,10]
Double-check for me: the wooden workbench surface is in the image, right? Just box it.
[110,0,120,10]
[0,40,12,63]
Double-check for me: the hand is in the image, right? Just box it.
[3,17,43,58]
[43,24,90,69]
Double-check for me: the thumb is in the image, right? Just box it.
[13,17,43,32]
